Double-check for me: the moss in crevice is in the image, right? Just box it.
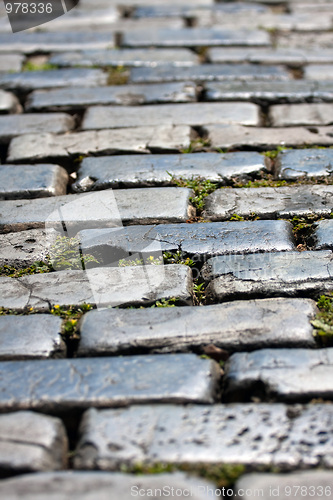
[312,294,333,347]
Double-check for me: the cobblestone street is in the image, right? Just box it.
[1,0,333,498]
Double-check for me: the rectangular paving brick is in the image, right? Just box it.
[202,250,333,301]
[0,355,220,412]
[0,264,193,310]
[77,298,316,357]
[0,69,108,93]
[0,113,74,144]
[130,64,290,84]
[314,219,333,250]
[0,315,65,360]
[82,102,260,130]
[26,82,197,111]
[276,148,333,180]
[73,152,268,191]
[74,403,333,470]
[0,164,68,199]
[0,90,21,114]
[0,54,24,72]
[0,411,68,474]
[35,7,119,32]
[208,47,333,65]
[0,228,58,267]
[270,103,333,127]
[122,28,270,48]
[204,185,333,221]
[0,187,193,233]
[0,32,114,53]
[225,348,333,402]
[305,64,333,80]
[49,48,199,67]
[7,127,192,162]
[78,220,295,264]
[207,124,333,149]
[0,472,219,500]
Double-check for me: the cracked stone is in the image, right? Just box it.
[0,90,21,114]
[276,148,333,180]
[225,348,333,402]
[0,228,59,267]
[77,298,316,357]
[77,220,295,265]
[0,113,74,144]
[82,103,260,130]
[0,354,220,412]
[0,164,69,199]
[202,250,333,301]
[122,28,270,48]
[0,69,108,94]
[49,48,199,67]
[0,471,219,500]
[0,411,68,474]
[0,54,24,73]
[74,403,333,471]
[7,127,192,162]
[206,124,333,149]
[270,104,333,127]
[314,219,333,250]
[26,82,197,111]
[0,264,193,310]
[72,152,267,191]
[0,187,192,233]
[203,185,333,220]
[130,63,289,84]
[236,471,333,500]
[0,315,65,360]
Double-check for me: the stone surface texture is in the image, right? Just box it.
[276,148,333,179]
[0,228,59,267]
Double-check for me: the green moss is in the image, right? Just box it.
[312,294,333,346]
[107,66,129,85]
[290,215,324,248]
[262,146,289,160]
[163,251,194,267]
[0,262,50,278]
[151,298,177,308]
[22,61,59,72]
[168,174,218,213]
[181,138,211,154]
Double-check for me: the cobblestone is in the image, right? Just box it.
[82,103,260,130]
[276,148,333,179]
[74,403,333,470]
[0,113,74,144]
[203,251,333,301]
[73,152,267,190]
[0,228,58,267]
[0,355,220,412]
[0,54,24,73]
[26,83,197,111]
[314,219,333,250]
[0,315,65,360]
[77,298,316,356]
[270,104,333,127]
[225,348,333,402]
[7,127,192,162]
[305,64,333,80]
[208,47,333,65]
[0,411,68,473]
[0,90,21,114]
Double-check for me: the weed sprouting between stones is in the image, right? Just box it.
[22,61,59,72]
[50,303,94,342]
[312,294,333,346]
[107,65,129,85]
[168,173,218,213]
[181,137,211,153]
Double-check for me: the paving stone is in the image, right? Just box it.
[0,54,24,73]
[33,8,119,32]
[236,471,333,500]
[0,472,219,500]
[72,152,268,191]
[49,48,199,67]
[0,164,68,199]
[314,219,333,250]
[0,69,108,94]
[0,264,193,310]
[305,64,333,80]
[73,403,333,470]
[0,32,114,54]
[207,124,333,149]
[130,63,290,84]
[122,28,270,48]
[204,185,333,221]
[208,47,333,65]
[82,103,260,130]
[7,127,192,162]
[26,83,197,111]
[0,187,193,233]
[277,32,333,50]
[78,220,295,266]
[0,114,74,144]
[0,90,21,114]
[0,228,59,267]
[77,298,316,356]
[0,315,65,360]
[225,348,333,402]
[134,3,269,19]
[202,250,333,301]
[0,354,220,412]
[0,411,68,473]
[204,80,333,104]
[276,148,333,180]
[270,103,333,127]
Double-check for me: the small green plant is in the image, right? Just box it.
[50,303,94,341]
[193,280,206,305]
[107,66,129,85]
[22,61,58,72]
[290,215,323,248]
[230,214,244,221]
[181,138,211,154]
[168,174,218,213]
[151,297,177,308]
[119,256,163,267]
[0,262,50,278]
[263,146,289,160]
[48,236,99,271]
[163,251,194,267]
[312,294,333,345]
